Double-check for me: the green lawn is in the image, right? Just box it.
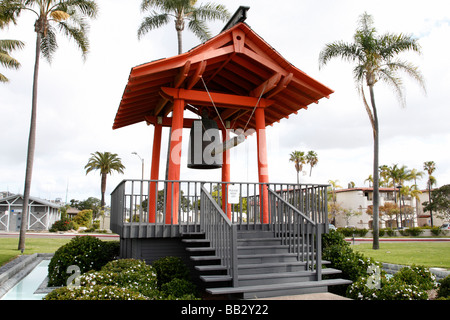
[352,242,450,269]
[0,238,72,267]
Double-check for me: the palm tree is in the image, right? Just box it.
[423,161,436,226]
[138,0,230,54]
[319,12,425,249]
[365,175,373,188]
[328,179,342,204]
[289,151,306,184]
[0,38,24,82]
[85,152,126,211]
[1,0,99,251]
[306,150,318,177]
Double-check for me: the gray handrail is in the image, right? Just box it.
[267,188,322,280]
[267,189,316,225]
[200,186,238,287]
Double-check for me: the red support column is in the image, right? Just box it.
[149,123,162,223]
[255,107,269,224]
[221,128,232,219]
[166,98,185,224]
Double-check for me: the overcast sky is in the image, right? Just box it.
[1,0,449,204]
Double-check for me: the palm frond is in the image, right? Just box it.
[137,12,170,39]
[0,0,29,27]
[57,19,89,59]
[187,18,210,42]
[40,26,58,62]
[319,41,361,69]
[383,58,426,93]
[377,66,406,107]
[378,33,422,59]
[0,38,25,52]
[50,10,70,22]
[192,3,230,21]
[57,0,99,19]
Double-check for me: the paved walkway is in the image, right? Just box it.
[255,292,351,300]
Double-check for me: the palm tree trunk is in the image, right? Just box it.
[369,84,380,250]
[428,182,433,227]
[101,173,107,210]
[18,32,41,251]
[177,29,183,55]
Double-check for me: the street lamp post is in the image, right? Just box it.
[132,152,144,221]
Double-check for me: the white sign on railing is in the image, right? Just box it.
[228,184,240,204]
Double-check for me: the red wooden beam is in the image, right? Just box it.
[160,87,275,109]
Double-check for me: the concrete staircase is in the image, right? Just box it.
[182,230,351,299]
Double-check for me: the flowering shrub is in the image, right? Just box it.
[47,236,119,287]
[347,275,429,300]
[393,265,437,291]
[322,230,439,300]
[78,259,160,298]
[44,285,149,300]
[46,256,200,300]
[346,265,437,300]
[49,218,75,232]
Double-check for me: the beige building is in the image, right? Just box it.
[331,187,445,229]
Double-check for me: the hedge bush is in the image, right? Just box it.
[49,217,75,232]
[399,227,424,237]
[151,256,190,289]
[47,236,119,287]
[437,275,450,299]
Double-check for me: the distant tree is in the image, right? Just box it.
[138,0,230,54]
[423,184,450,224]
[319,12,425,249]
[423,161,437,226]
[70,197,101,219]
[306,150,318,177]
[85,152,125,211]
[0,0,99,251]
[289,151,306,184]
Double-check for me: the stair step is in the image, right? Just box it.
[186,247,215,252]
[238,253,299,264]
[238,268,342,286]
[182,239,210,244]
[206,278,353,299]
[195,265,228,272]
[190,255,220,261]
[200,275,233,282]
[238,261,307,275]
[237,245,293,254]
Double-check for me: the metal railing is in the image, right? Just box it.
[200,186,238,287]
[110,179,327,283]
[110,180,328,234]
[268,189,322,280]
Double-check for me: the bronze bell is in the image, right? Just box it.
[187,116,222,169]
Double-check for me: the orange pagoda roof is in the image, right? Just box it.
[113,22,333,130]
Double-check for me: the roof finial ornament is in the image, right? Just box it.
[221,6,250,32]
